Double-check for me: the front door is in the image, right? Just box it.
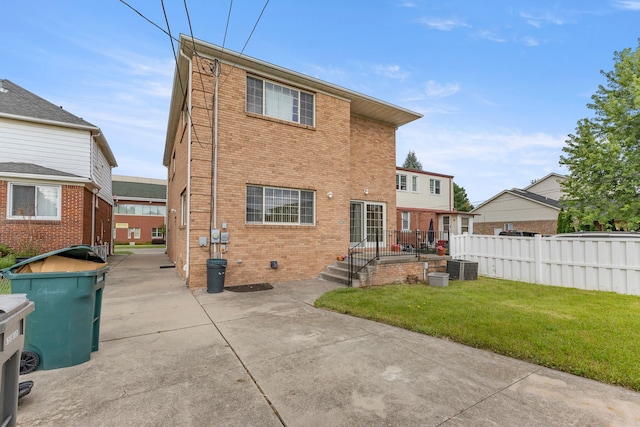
[350,201,385,246]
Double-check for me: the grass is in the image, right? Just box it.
[315,277,640,391]
[115,244,166,249]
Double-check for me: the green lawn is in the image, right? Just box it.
[315,277,640,391]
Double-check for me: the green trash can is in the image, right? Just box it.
[0,294,34,427]
[206,259,227,293]
[1,246,108,371]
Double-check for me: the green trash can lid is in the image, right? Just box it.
[2,245,106,275]
[0,293,30,322]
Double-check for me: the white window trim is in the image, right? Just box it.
[411,175,419,192]
[430,179,441,195]
[7,182,62,220]
[401,211,410,231]
[396,174,407,191]
[181,192,187,227]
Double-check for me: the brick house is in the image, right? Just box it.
[472,173,566,235]
[113,175,167,245]
[0,79,117,256]
[163,36,421,289]
[395,167,475,249]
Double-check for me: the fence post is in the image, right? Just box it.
[375,228,380,260]
[534,234,542,283]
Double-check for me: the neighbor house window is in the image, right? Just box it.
[461,217,469,233]
[152,228,163,238]
[430,179,441,195]
[396,174,407,191]
[504,223,514,231]
[246,185,315,225]
[8,183,61,220]
[401,211,410,230]
[114,204,166,216]
[128,227,141,239]
[411,176,418,192]
[246,76,314,126]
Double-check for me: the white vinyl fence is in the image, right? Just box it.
[449,234,640,296]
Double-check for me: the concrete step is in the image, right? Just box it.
[320,271,360,287]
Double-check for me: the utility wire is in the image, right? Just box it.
[220,0,270,87]
[184,0,213,127]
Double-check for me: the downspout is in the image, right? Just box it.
[213,59,219,258]
[180,49,193,280]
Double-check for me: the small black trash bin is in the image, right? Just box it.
[206,259,227,293]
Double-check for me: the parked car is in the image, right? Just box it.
[550,231,639,239]
[498,231,539,237]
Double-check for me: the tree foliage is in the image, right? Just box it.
[559,41,640,231]
[402,150,422,170]
[454,182,474,212]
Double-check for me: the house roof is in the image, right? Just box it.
[164,35,423,166]
[113,180,167,201]
[0,162,94,187]
[396,167,454,179]
[0,79,118,167]
[523,172,567,192]
[472,188,561,212]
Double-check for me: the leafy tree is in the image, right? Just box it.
[454,183,474,212]
[559,41,640,231]
[556,208,574,233]
[402,150,422,170]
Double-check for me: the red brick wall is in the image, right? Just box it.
[473,220,557,235]
[365,256,448,286]
[0,182,85,254]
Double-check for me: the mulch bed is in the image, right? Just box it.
[224,283,273,292]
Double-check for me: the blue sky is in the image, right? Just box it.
[1,1,639,204]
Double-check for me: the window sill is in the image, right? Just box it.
[245,112,315,130]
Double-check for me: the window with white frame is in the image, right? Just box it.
[128,227,141,239]
[181,191,187,226]
[504,223,514,231]
[246,185,315,225]
[430,179,441,195]
[411,176,418,192]
[152,228,163,238]
[8,183,61,220]
[461,217,469,233]
[401,211,410,230]
[396,174,407,191]
[246,76,314,126]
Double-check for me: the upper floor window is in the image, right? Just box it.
[114,204,166,216]
[8,183,61,220]
[430,179,441,195]
[246,185,315,225]
[246,76,314,126]
[396,174,407,191]
[411,176,418,192]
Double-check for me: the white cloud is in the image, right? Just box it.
[612,1,640,10]
[419,17,469,31]
[425,80,460,98]
[477,30,507,43]
[520,12,565,27]
[374,64,409,80]
[397,1,417,7]
[521,36,541,47]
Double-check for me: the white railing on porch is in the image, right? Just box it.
[449,234,640,296]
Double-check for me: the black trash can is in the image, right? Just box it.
[206,259,227,293]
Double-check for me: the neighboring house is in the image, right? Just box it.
[0,79,117,255]
[163,36,421,289]
[112,175,167,245]
[395,167,475,246]
[471,173,566,235]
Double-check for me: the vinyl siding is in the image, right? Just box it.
[473,193,558,222]
[396,171,452,211]
[0,117,91,177]
[92,138,113,205]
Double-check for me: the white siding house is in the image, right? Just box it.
[0,79,117,254]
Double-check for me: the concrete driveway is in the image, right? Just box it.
[16,251,640,426]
